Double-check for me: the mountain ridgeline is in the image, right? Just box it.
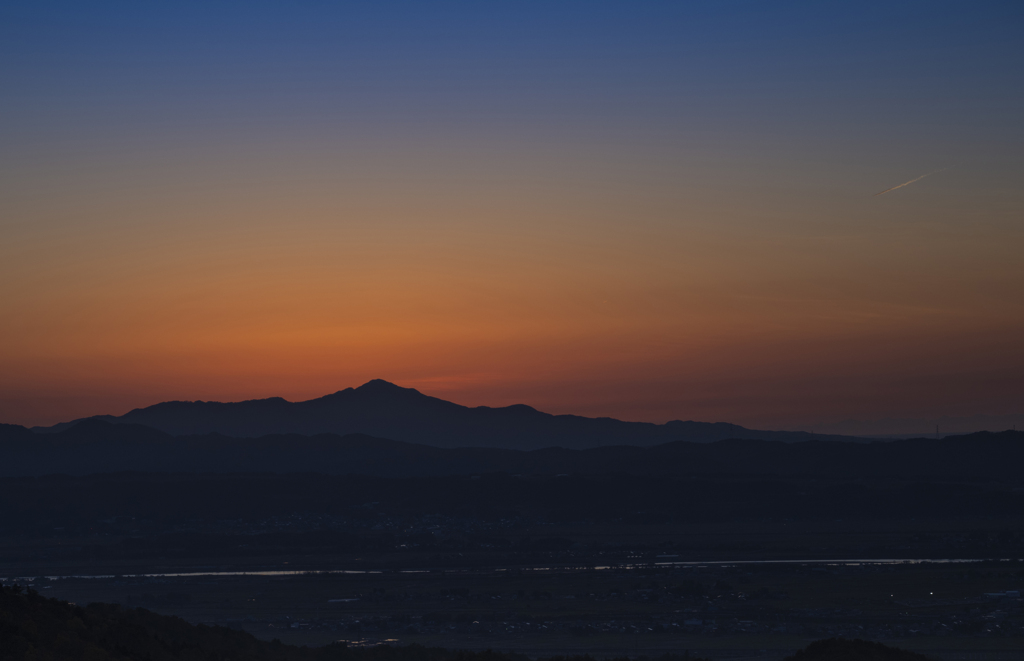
[32,379,862,449]
[2,418,1023,479]
[6,380,1023,478]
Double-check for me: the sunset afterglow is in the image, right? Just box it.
[2,3,1022,432]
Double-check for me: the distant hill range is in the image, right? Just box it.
[2,418,1022,478]
[31,379,864,449]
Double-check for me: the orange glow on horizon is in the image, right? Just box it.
[3,26,1023,432]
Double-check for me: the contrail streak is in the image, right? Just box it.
[874,167,950,196]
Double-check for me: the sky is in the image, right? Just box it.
[2,1,1023,434]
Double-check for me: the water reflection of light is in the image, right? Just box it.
[4,557,1018,583]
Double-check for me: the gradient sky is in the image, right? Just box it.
[2,2,1023,433]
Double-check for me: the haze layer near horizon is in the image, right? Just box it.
[2,2,1022,431]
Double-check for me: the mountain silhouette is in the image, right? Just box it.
[32,379,863,449]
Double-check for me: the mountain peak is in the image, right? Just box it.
[355,379,421,395]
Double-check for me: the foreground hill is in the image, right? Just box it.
[0,584,930,661]
[2,419,1022,479]
[0,584,597,661]
[32,379,863,449]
